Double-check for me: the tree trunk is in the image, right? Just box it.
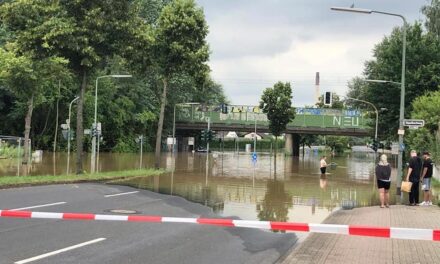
[76,70,87,174]
[302,143,305,157]
[53,80,61,152]
[155,78,168,168]
[23,93,34,165]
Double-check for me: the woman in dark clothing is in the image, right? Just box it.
[376,154,392,208]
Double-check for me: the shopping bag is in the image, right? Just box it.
[401,181,412,192]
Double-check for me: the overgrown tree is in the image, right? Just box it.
[259,81,295,167]
[347,23,440,140]
[1,0,146,173]
[0,48,69,164]
[152,0,209,168]
[407,90,440,162]
[422,0,440,37]
[299,134,317,156]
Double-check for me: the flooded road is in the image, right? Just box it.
[0,150,397,225]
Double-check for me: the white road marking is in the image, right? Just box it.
[104,191,139,197]
[10,202,66,211]
[14,238,106,264]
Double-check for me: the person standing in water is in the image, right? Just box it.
[375,154,391,208]
[320,156,327,175]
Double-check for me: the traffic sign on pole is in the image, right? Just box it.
[251,152,257,162]
[403,119,424,128]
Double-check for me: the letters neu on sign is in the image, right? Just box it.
[333,116,359,127]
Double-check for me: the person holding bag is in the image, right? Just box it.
[376,154,391,208]
[405,150,423,206]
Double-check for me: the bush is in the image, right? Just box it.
[0,143,23,158]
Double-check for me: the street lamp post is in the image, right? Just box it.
[91,75,132,173]
[67,96,79,174]
[172,102,200,155]
[254,116,257,153]
[331,6,407,196]
[344,97,379,141]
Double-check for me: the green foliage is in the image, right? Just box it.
[154,0,209,77]
[259,82,295,137]
[422,0,440,37]
[410,90,440,133]
[0,0,226,155]
[0,143,23,158]
[348,23,440,140]
[300,134,318,149]
[316,92,344,109]
[0,48,70,103]
[407,91,440,162]
[325,136,349,154]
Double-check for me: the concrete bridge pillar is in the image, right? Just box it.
[285,133,300,156]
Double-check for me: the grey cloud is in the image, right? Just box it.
[199,0,426,60]
[196,0,427,105]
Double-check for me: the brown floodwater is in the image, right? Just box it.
[0,150,398,225]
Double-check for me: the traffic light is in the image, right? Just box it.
[324,92,332,105]
[221,104,228,114]
[371,139,378,152]
[208,130,216,141]
[200,129,208,142]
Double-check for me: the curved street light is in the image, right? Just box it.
[344,97,379,141]
[91,74,132,173]
[67,96,80,174]
[331,6,407,196]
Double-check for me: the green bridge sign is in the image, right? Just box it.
[176,105,371,130]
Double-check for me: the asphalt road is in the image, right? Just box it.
[0,183,296,264]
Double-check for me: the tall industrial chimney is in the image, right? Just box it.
[315,72,320,105]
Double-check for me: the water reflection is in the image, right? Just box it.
[1,151,396,223]
[320,174,327,189]
[257,180,292,223]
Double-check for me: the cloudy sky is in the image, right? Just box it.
[196,0,428,107]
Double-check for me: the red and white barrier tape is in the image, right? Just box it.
[1,210,439,241]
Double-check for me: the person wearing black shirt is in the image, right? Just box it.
[375,154,392,208]
[405,150,422,205]
[420,152,434,206]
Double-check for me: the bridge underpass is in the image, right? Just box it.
[174,105,372,156]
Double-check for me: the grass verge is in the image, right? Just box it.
[0,169,165,189]
[431,178,440,207]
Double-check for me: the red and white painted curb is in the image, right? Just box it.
[1,210,439,241]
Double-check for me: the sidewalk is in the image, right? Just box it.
[281,205,440,264]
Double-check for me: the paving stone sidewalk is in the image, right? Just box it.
[281,205,440,264]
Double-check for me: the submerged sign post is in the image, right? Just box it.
[403,119,425,129]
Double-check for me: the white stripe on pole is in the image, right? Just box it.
[95,214,129,221]
[309,224,349,235]
[31,212,63,219]
[390,227,433,240]
[233,220,271,230]
[162,217,198,224]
